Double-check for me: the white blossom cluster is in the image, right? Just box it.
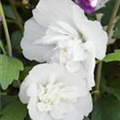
[19,0,108,120]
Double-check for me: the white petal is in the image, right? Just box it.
[62,106,82,120]
[84,56,96,90]
[29,63,86,92]
[35,21,79,45]
[19,76,31,104]
[66,61,81,73]
[72,41,85,61]
[72,4,108,60]
[56,21,79,37]
[26,83,38,98]
[35,35,70,45]
[74,93,93,117]
[81,41,96,89]
[33,0,75,27]
[66,55,95,90]
[19,63,92,120]
[26,83,53,120]
[28,98,53,120]
[28,64,64,84]
[21,18,55,62]
[50,102,74,119]
[19,64,64,104]
[56,66,88,97]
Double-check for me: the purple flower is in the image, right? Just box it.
[73,0,98,14]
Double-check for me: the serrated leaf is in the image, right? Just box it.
[1,102,27,120]
[0,55,24,90]
[103,50,120,62]
[3,5,15,19]
[92,94,120,120]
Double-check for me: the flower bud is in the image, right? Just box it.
[73,0,98,14]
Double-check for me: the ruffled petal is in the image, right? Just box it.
[26,83,38,98]
[62,105,83,120]
[50,101,74,119]
[72,4,108,60]
[66,61,81,73]
[28,64,88,95]
[21,18,55,62]
[33,0,75,27]
[82,41,96,89]
[28,97,53,120]
[19,64,92,120]
[74,93,93,117]
[19,76,31,104]
[26,78,53,120]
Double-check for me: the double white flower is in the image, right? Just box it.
[21,0,108,89]
[19,0,108,120]
[19,64,92,120]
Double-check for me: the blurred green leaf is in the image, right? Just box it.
[0,55,24,90]
[103,78,120,101]
[11,31,23,49]
[0,102,27,120]
[92,94,120,120]
[96,0,116,26]
[20,66,32,80]
[102,62,120,78]
[113,19,120,39]
[3,5,15,19]
[103,50,120,62]
[96,0,120,38]
[1,95,18,109]
[83,117,90,120]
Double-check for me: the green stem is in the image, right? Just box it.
[0,1,12,56]
[94,0,120,100]
[9,0,23,31]
[107,0,120,35]
[0,41,7,55]
[94,62,102,100]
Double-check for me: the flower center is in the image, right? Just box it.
[36,78,80,112]
[61,47,68,53]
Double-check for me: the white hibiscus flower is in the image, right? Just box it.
[21,0,108,89]
[19,64,92,120]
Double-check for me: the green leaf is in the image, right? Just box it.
[103,78,120,101]
[113,19,120,39]
[11,31,23,49]
[0,55,24,90]
[96,0,116,26]
[96,0,120,38]
[1,102,27,120]
[92,94,120,120]
[83,117,90,120]
[3,5,15,19]
[1,95,18,109]
[20,66,32,80]
[103,50,120,62]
